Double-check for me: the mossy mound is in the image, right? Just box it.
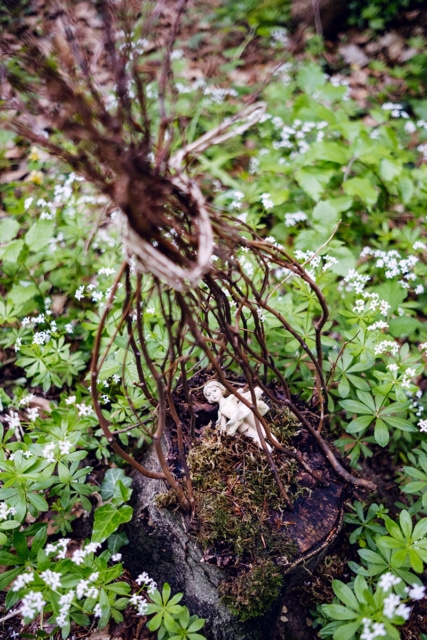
[187,425,304,620]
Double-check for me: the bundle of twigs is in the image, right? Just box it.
[0,0,375,513]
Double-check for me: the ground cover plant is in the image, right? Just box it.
[1,1,427,638]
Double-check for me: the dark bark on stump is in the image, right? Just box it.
[123,440,348,640]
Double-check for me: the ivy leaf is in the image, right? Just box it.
[92,504,133,543]
[100,468,132,501]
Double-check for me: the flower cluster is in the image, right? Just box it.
[360,247,422,293]
[20,591,46,621]
[42,439,73,463]
[0,502,17,521]
[269,117,329,156]
[135,571,157,595]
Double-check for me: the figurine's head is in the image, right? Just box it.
[203,381,226,404]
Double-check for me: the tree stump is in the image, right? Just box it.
[123,393,352,640]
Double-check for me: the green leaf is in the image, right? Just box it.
[413,518,427,541]
[100,468,132,501]
[295,168,330,201]
[24,221,54,251]
[188,618,205,632]
[389,316,422,338]
[0,218,20,243]
[0,567,22,590]
[27,492,49,512]
[331,580,359,611]
[92,504,133,544]
[342,177,378,206]
[346,415,374,434]
[397,176,414,203]
[1,239,24,262]
[379,158,401,182]
[312,200,339,227]
[340,399,373,415]
[333,619,361,640]
[383,417,416,432]
[374,419,389,447]
[8,283,39,307]
[399,510,413,540]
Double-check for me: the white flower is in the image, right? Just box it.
[65,395,76,405]
[76,403,93,417]
[20,591,46,619]
[26,407,39,421]
[14,337,22,352]
[75,286,85,301]
[395,603,411,619]
[41,569,62,590]
[367,321,388,331]
[58,439,72,455]
[408,584,425,600]
[42,442,56,463]
[0,502,16,521]
[12,571,34,591]
[76,579,89,599]
[284,211,307,227]
[33,331,50,345]
[383,592,401,618]
[4,411,21,432]
[136,572,151,585]
[93,603,102,617]
[378,572,401,591]
[71,549,86,565]
[418,419,427,433]
[111,553,122,561]
[260,193,274,210]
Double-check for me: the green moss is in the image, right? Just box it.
[219,559,284,622]
[185,421,304,619]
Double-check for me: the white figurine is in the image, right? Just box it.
[203,380,273,451]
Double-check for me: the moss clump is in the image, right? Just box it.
[186,426,303,621]
[189,429,302,560]
[219,559,284,622]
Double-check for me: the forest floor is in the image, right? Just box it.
[2,1,427,639]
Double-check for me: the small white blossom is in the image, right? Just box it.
[383,593,401,618]
[26,407,39,422]
[12,571,34,591]
[65,395,76,405]
[42,442,56,463]
[378,572,401,591]
[76,403,93,417]
[260,193,274,210]
[75,286,85,301]
[408,584,425,600]
[4,411,21,432]
[41,569,62,590]
[20,591,46,619]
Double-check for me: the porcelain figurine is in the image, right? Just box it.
[203,380,272,451]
